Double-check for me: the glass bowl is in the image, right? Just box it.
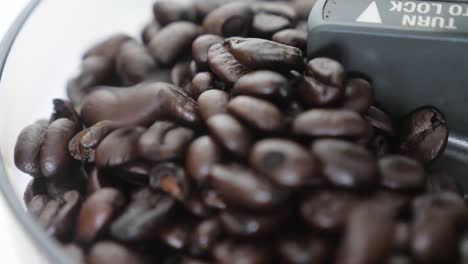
[0,0,154,262]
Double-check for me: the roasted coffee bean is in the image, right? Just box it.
[172,61,193,91]
[296,20,308,32]
[190,218,223,256]
[76,188,126,243]
[138,121,194,162]
[426,169,463,196]
[459,233,468,264]
[95,127,146,167]
[227,96,284,131]
[24,177,47,206]
[191,72,217,99]
[192,34,223,70]
[83,34,131,59]
[28,194,50,218]
[111,188,175,241]
[207,42,249,84]
[277,235,332,264]
[393,222,411,252]
[252,13,292,38]
[386,255,412,264]
[157,214,196,250]
[142,21,160,45]
[14,119,48,177]
[231,70,290,102]
[301,191,361,233]
[153,0,198,26]
[118,160,153,186]
[165,255,210,264]
[226,37,304,72]
[219,209,283,238]
[209,164,287,212]
[312,139,378,189]
[116,40,157,85]
[206,114,252,157]
[150,162,191,201]
[40,118,78,178]
[294,109,368,138]
[87,241,147,264]
[203,2,254,37]
[293,0,318,20]
[398,107,449,164]
[379,155,425,191]
[213,240,273,264]
[186,136,222,183]
[197,89,229,120]
[50,99,81,125]
[250,139,320,188]
[183,192,214,218]
[202,187,227,210]
[272,29,307,52]
[343,78,374,114]
[149,22,203,66]
[306,58,345,87]
[367,106,395,136]
[63,244,86,264]
[335,202,396,264]
[369,132,391,157]
[298,75,343,107]
[80,82,200,127]
[251,2,297,20]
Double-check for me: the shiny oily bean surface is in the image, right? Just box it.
[219,209,284,238]
[278,235,332,264]
[207,42,249,84]
[343,78,374,114]
[306,57,345,87]
[192,34,223,69]
[197,89,229,120]
[426,169,463,196]
[87,241,147,264]
[190,218,223,256]
[116,40,156,85]
[153,0,198,26]
[231,70,290,102]
[272,29,307,52]
[379,155,425,191]
[150,162,192,201]
[14,120,48,177]
[203,2,253,37]
[298,75,343,107]
[206,114,251,157]
[186,136,222,183]
[213,240,273,264]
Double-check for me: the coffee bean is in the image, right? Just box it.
[227,96,284,131]
[298,75,343,107]
[398,107,449,164]
[392,223,411,252]
[426,169,463,196]
[171,61,193,91]
[206,114,252,157]
[367,106,395,136]
[272,29,307,52]
[83,34,131,59]
[293,109,368,138]
[118,160,153,186]
[252,13,292,38]
[14,120,48,177]
[156,214,196,250]
[202,187,227,210]
[165,255,210,264]
[192,35,223,70]
[292,0,318,20]
[459,233,468,264]
[138,121,194,162]
[141,21,160,45]
[203,2,254,37]
[87,241,147,264]
[24,177,47,206]
[312,139,378,189]
[306,58,345,87]
[343,78,374,114]
[183,192,214,218]
[153,0,198,26]
[209,164,288,212]
[250,139,320,188]
[379,155,425,191]
[197,89,229,120]
[213,240,273,264]
[191,72,217,99]
[50,99,81,125]
[231,70,290,102]
[190,218,223,256]
[207,42,249,84]
[148,22,203,66]
[251,2,297,21]
[277,235,332,264]
[63,244,86,264]
[150,162,191,201]
[186,136,222,183]
[219,209,284,237]
[76,188,126,243]
[116,40,157,85]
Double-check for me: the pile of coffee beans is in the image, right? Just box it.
[13,1,467,263]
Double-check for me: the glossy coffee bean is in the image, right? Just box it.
[366,106,395,136]
[209,164,287,212]
[197,90,229,120]
[186,136,222,183]
[392,222,411,252]
[250,139,319,188]
[23,177,47,206]
[343,78,374,114]
[231,70,290,102]
[141,21,159,45]
[83,34,131,59]
[192,34,223,70]
[76,188,126,243]
[138,121,194,162]
[298,75,343,107]
[202,187,227,210]
[272,29,307,52]
[171,61,193,90]
[14,119,48,177]
[183,192,213,218]
[207,42,249,84]
[251,2,297,21]
[191,72,217,99]
[206,114,252,157]
[116,40,157,85]
[379,155,425,191]
[219,209,283,238]
[227,96,284,131]
[150,162,191,201]
[118,160,153,186]
[213,240,273,264]
[293,109,368,138]
[292,0,318,20]
[87,241,147,264]
[190,218,223,256]
[277,235,332,264]
[50,99,81,125]
[203,2,253,37]
[312,139,378,189]
[426,169,463,196]
[398,107,449,164]
[156,214,196,250]
[252,13,292,38]
[306,58,345,87]
[153,0,198,26]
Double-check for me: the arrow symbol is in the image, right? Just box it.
[356,1,382,24]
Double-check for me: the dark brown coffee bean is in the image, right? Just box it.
[111,188,175,241]
[379,155,425,191]
[193,0,232,19]
[277,235,332,264]
[252,13,292,38]
[186,136,222,183]
[191,72,217,99]
[156,214,196,250]
[141,21,160,45]
[45,170,85,198]
[14,120,48,177]
[214,240,273,264]
[202,187,227,210]
[171,61,193,90]
[87,168,102,194]
[343,78,374,114]
[251,2,297,21]
[150,162,191,201]
[386,255,412,264]
[63,244,86,264]
[298,76,343,107]
[80,82,200,127]
[183,192,214,218]
[306,58,345,87]
[190,218,223,256]
[209,164,287,212]
[301,191,361,233]
[312,139,378,189]
[207,42,249,84]
[87,241,147,264]
[203,2,254,37]
[426,169,463,196]
[398,107,449,164]
[76,188,125,243]
[272,29,307,52]
[393,223,411,252]
[226,37,304,72]
[149,22,203,66]
[231,70,290,102]
[192,34,223,70]
[116,40,157,85]
[197,89,230,120]
[459,233,468,264]
[40,118,78,178]
[24,178,47,206]
[369,132,391,158]
[83,34,131,59]
[227,96,284,131]
[153,0,198,26]
[95,127,146,167]
[367,106,395,136]
[28,194,50,218]
[206,114,252,157]
[118,160,153,186]
[296,20,308,32]
[293,109,368,138]
[250,139,320,188]
[165,255,210,264]
[335,202,396,264]
[292,0,318,20]
[138,121,194,162]
[219,209,283,238]
[50,99,81,125]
